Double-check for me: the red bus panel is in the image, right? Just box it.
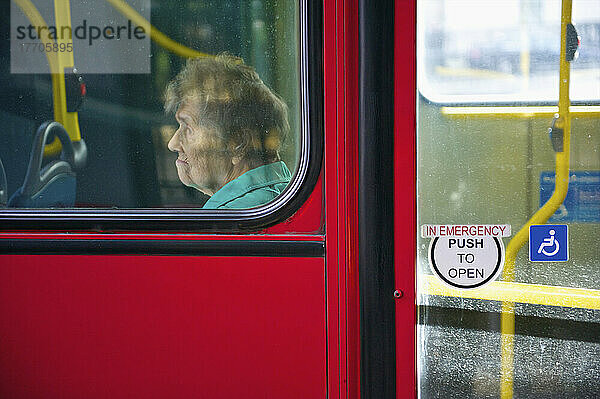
[0,255,326,399]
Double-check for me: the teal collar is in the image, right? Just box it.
[203,161,291,209]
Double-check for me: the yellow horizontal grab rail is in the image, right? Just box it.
[104,0,211,58]
[441,105,600,118]
[421,275,600,311]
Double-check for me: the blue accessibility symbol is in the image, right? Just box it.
[529,224,568,262]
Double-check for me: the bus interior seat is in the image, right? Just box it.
[8,121,84,208]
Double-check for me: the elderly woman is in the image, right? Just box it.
[164,54,291,209]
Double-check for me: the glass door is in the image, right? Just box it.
[416,1,600,397]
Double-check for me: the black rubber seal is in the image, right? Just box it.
[358,0,396,397]
[0,239,325,257]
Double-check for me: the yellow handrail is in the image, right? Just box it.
[52,0,80,142]
[12,0,58,72]
[500,1,573,398]
[14,0,211,154]
[12,0,81,156]
[104,0,211,59]
[421,275,600,311]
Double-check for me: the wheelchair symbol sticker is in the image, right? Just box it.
[529,225,568,262]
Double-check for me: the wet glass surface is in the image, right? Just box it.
[0,0,301,209]
[417,1,600,397]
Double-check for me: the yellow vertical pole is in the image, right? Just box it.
[12,0,71,153]
[500,1,573,398]
[13,0,81,153]
[52,0,81,141]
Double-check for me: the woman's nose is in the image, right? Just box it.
[168,130,181,152]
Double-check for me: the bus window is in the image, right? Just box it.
[419,0,600,103]
[1,0,314,219]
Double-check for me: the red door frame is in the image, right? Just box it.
[323,0,360,398]
[323,0,417,397]
[395,0,417,398]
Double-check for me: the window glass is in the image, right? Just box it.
[417,1,600,397]
[1,0,302,210]
[419,0,600,103]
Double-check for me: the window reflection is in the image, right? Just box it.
[0,0,300,209]
[419,0,600,103]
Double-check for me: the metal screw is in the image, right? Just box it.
[393,290,403,299]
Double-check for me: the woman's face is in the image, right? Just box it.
[168,102,230,195]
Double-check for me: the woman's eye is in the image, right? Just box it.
[178,123,189,135]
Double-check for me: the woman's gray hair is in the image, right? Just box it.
[165,54,289,165]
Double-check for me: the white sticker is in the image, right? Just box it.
[422,225,508,289]
[421,224,511,238]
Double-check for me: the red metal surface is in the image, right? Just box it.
[344,0,360,396]
[0,255,326,399]
[323,0,341,394]
[324,0,360,397]
[394,0,417,398]
[0,2,359,399]
[264,174,324,234]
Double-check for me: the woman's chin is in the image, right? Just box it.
[176,172,194,188]
[181,179,212,195]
